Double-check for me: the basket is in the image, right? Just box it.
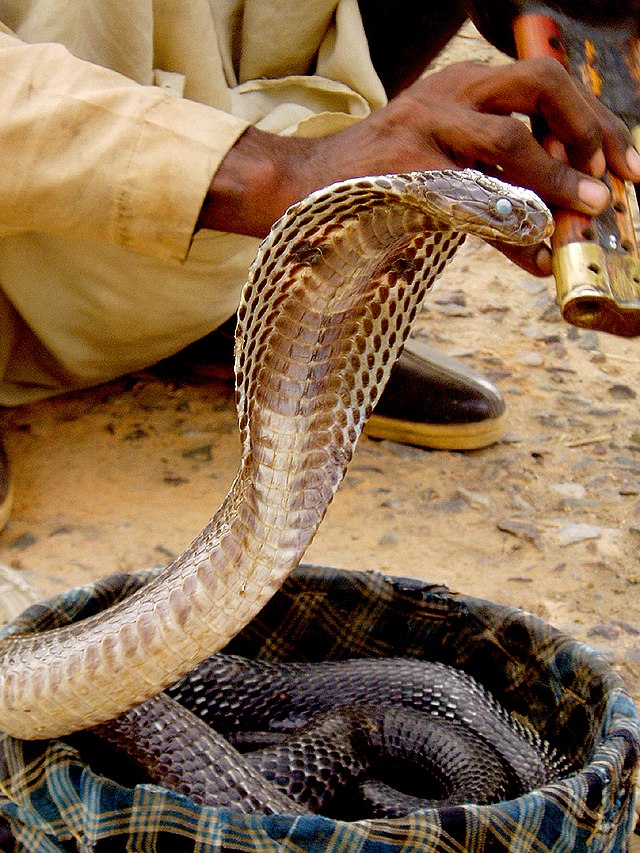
[0,564,637,852]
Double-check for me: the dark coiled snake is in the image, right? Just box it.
[0,169,561,817]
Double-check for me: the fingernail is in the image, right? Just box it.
[536,246,553,276]
[548,138,567,163]
[626,146,640,179]
[589,148,606,178]
[578,179,609,212]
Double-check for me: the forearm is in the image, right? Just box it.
[197,127,324,238]
[0,27,248,262]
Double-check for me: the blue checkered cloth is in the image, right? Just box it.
[0,565,637,851]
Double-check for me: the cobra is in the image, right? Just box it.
[0,169,553,741]
[87,652,571,816]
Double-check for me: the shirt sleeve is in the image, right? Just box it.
[0,23,250,263]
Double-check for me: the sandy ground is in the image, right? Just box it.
[0,23,638,844]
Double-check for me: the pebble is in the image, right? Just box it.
[613,621,640,636]
[540,333,562,344]
[433,304,473,317]
[516,351,545,367]
[443,346,476,359]
[545,362,576,375]
[431,497,467,514]
[537,412,564,429]
[8,532,37,551]
[163,475,188,487]
[123,427,148,441]
[584,473,609,488]
[380,498,403,510]
[555,498,595,514]
[547,343,569,359]
[501,487,536,513]
[154,545,176,561]
[521,323,549,339]
[454,487,491,509]
[587,622,620,641]
[555,522,604,547]
[479,354,505,366]
[596,528,627,561]
[182,444,213,462]
[587,407,620,417]
[551,483,586,500]
[496,518,542,546]
[484,368,512,381]
[500,432,524,444]
[378,532,399,547]
[49,526,73,537]
[619,481,640,496]
[538,302,563,323]
[612,454,640,469]
[479,303,510,314]
[562,393,591,408]
[608,383,637,400]
[576,330,600,350]
[434,290,467,306]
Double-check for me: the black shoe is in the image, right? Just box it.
[365,342,506,450]
[0,436,12,532]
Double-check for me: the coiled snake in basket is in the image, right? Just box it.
[0,169,557,816]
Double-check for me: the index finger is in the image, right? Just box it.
[464,58,640,182]
[430,108,613,216]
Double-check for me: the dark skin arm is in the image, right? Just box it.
[198,57,640,276]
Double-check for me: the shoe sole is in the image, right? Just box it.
[364,411,507,451]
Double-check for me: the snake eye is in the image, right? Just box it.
[494,198,514,217]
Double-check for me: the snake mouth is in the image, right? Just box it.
[512,199,555,243]
[541,212,555,240]
[515,210,554,243]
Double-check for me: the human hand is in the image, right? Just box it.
[200,57,640,276]
[308,57,640,275]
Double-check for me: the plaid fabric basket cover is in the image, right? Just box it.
[0,564,637,853]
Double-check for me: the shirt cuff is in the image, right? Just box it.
[118,94,249,263]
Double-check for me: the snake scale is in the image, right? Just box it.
[0,169,555,814]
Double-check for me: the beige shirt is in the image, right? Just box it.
[0,0,386,404]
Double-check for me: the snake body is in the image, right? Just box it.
[84,654,570,818]
[0,169,552,748]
